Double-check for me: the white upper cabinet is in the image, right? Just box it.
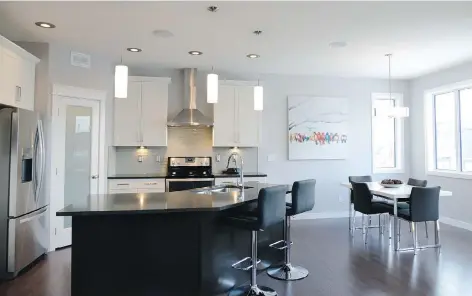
[213,82,261,147]
[141,81,168,146]
[113,76,171,147]
[114,82,140,146]
[213,85,237,146]
[0,35,39,111]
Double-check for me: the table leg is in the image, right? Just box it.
[393,198,399,251]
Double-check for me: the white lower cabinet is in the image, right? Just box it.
[108,179,165,193]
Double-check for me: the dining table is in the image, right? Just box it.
[341,181,453,251]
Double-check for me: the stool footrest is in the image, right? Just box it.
[269,240,293,250]
[231,257,261,271]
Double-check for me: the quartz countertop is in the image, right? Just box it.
[57,182,287,216]
[107,172,267,179]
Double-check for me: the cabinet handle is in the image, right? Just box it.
[15,86,21,102]
[144,182,157,185]
[116,183,130,186]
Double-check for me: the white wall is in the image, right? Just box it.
[132,67,410,214]
[410,61,472,227]
[256,74,409,214]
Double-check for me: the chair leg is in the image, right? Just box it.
[362,215,365,235]
[378,215,382,235]
[267,217,309,281]
[230,230,278,296]
[348,202,352,232]
[351,210,356,237]
[425,221,429,238]
[364,216,370,244]
[412,222,418,255]
[388,215,392,240]
[435,220,441,249]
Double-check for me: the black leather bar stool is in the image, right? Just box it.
[267,179,316,281]
[225,185,287,296]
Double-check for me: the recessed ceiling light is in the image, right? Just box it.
[207,6,219,12]
[35,22,56,29]
[127,48,142,53]
[189,51,203,56]
[329,41,347,48]
[246,54,260,59]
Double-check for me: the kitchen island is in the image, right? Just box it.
[57,182,286,296]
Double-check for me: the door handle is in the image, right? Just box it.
[91,175,99,179]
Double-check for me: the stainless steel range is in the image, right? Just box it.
[165,157,214,192]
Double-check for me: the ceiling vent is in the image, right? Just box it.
[70,51,91,69]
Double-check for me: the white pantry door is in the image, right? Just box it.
[52,95,100,249]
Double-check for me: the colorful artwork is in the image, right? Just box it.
[288,96,348,160]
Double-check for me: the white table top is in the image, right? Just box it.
[341,182,452,200]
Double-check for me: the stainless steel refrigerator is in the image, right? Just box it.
[0,107,47,279]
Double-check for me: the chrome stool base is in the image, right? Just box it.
[267,263,309,281]
[228,285,277,296]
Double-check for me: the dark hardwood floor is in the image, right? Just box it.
[1,218,472,296]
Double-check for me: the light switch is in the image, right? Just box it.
[138,155,143,162]
[156,155,161,162]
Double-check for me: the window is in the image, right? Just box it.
[460,89,472,172]
[371,93,404,173]
[426,80,472,178]
[434,92,456,170]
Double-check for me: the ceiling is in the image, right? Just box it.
[1,1,472,79]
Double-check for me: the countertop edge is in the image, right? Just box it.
[107,173,268,179]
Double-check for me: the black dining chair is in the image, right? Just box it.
[348,176,372,233]
[396,178,429,237]
[396,186,441,254]
[351,182,393,243]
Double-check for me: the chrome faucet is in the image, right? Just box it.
[227,152,244,187]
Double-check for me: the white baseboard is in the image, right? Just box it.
[440,216,472,232]
[293,211,350,220]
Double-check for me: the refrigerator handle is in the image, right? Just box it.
[37,119,45,202]
[32,124,39,203]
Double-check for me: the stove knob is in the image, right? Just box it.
[203,172,207,175]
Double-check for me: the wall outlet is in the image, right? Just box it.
[156,155,161,162]
[267,154,276,162]
[216,154,221,162]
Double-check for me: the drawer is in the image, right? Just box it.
[108,179,165,191]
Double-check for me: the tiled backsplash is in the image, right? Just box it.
[114,127,259,174]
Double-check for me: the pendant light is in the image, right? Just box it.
[114,56,128,98]
[254,80,263,111]
[384,54,409,118]
[207,67,218,103]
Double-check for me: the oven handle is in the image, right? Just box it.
[166,178,215,182]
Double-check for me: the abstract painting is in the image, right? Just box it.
[288,96,348,160]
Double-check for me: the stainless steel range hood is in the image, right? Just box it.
[167,68,213,127]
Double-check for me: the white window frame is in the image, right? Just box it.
[425,79,472,180]
[371,93,405,174]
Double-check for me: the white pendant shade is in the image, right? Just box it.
[114,65,128,98]
[254,85,263,111]
[207,73,218,103]
[375,106,409,118]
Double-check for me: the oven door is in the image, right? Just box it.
[166,178,215,192]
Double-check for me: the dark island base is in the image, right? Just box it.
[71,210,284,296]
